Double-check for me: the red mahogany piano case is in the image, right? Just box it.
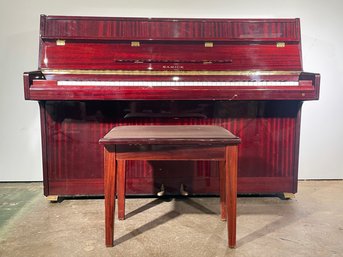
[24,15,320,197]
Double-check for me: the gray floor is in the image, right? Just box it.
[0,181,342,257]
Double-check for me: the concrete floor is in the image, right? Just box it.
[0,181,342,257]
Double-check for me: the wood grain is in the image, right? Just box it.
[104,148,116,247]
[225,145,238,248]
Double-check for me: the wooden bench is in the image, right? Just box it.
[99,125,240,248]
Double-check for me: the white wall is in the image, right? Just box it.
[0,0,342,181]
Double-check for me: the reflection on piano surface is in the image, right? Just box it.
[24,15,320,197]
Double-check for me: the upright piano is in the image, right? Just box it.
[24,15,320,198]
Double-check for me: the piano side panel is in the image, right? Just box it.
[41,100,300,196]
[39,101,49,196]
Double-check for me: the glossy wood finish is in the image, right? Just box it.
[23,16,320,101]
[39,16,301,70]
[27,75,319,101]
[40,16,300,41]
[225,145,238,248]
[104,147,116,247]
[39,43,302,70]
[117,160,125,220]
[38,101,49,196]
[23,16,320,197]
[101,125,240,248]
[219,161,226,221]
[38,100,302,196]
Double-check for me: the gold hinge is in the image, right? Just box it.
[276,42,286,48]
[56,39,65,46]
[205,42,214,48]
[131,41,140,47]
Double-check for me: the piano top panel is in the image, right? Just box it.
[38,15,303,71]
[40,15,300,42]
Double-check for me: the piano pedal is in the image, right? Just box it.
[180,184,189,196]
[157,184,165,197]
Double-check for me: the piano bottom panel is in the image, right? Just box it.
[46,177,295,196]
[40,100,301,196]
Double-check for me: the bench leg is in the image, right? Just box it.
[117,160,126,220]
[219,161,226,221]
[225,145,238,248]
[104,148,117,247]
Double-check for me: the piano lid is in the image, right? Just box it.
[39,15,303,72]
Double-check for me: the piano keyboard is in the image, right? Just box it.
[57,81,299,87]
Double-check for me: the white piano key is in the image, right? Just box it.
[57,80,299,87]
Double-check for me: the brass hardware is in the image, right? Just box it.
[43,69,301,76]
[180,184,189,196]
[205,42,214,47]
[56,40,65,46]
[203,61,213,64]
[283,192,295,199]
[131,41,140,47]
[276,42,286,48]
[157,184,165,197]
[47,195,59,202]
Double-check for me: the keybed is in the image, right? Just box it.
[57,80,299,87]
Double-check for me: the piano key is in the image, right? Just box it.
[57,81,299,87]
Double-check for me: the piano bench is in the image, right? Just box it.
[99,125,240,248]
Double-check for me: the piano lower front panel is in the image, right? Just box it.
[40,100,301,196]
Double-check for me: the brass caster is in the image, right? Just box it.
[157,184,165,197]
[180,184,189,196]
[47,195,59,202]
[282,192,295,200]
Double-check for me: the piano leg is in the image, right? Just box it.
[117,160,126,220]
